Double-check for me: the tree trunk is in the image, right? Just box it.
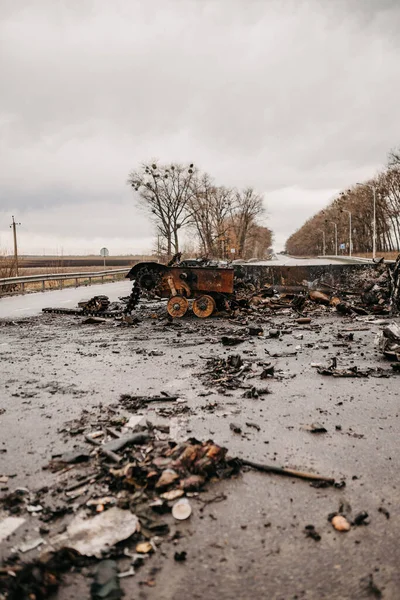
[167,233,172,259]
[173,228,179,254]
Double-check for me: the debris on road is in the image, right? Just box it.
[303,423,327,434]
[172,498,192,521]
[0,405,343,599]
[304,524,321,541]
[316,357,394,378]
[378,322,400,361]
[239,458,335,484]
[50,508,140,558]
[0,516,25,543]
[4,548,81,600]
[330,514,351,532]
[229,423,242,434]
[120,393,179,411]
[91,560,122,600]
[353,511,369,526]
[82,316,107,325]
[221,335,246,346]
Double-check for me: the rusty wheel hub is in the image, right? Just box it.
[167,296,189,318]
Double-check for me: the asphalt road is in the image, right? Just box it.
[0,302,399,599]
[0,279,132,319]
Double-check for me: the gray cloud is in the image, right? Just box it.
[1,0,400,253]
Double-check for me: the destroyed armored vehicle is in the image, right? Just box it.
[125,259,234,318]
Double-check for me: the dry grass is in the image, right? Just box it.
[352,251,400,260]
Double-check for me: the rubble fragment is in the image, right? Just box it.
[221,336,246,346]
[91,560,122,600]
[49,508,140,558]
[136,541,154,554]
[303,423,327,434]
[378,322,400,361]
[330,515,351,532]
[172,498,192,521]
[5,549,80,600]
[353,511,369,526]
[304,525,321,541]
[0,516,25,543]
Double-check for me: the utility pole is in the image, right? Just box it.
[10,216,21,276]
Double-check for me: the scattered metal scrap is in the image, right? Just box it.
[43,295,125,319]
[315,357,395,378]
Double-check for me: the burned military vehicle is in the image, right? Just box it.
[125,257,234,318]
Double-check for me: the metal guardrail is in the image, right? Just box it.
[0,268,130,294]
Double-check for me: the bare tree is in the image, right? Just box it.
[230,188,264,257]
[243,224,273,259]
[388,146,400,168]
[188,174,234,257]
[128,161,197,257]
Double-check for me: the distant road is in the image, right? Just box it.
[246,255,360,266]
[0,280,132,320]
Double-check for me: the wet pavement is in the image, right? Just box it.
[0,302,399,599]
[0,279,130,319]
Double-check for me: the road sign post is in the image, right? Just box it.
[100,247,109,268]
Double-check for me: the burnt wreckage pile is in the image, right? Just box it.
[41,253,400,320]
[124,253,400,318]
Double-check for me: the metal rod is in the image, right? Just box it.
[349,211,352,257]
[240,458,335,483]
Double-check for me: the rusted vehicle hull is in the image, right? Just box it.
[126,262,234,317]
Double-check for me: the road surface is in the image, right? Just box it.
[0,303,399,599]
[247,255,362,266]
[0,279,132,319]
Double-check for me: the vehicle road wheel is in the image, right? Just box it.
[167,296,189,318]
[192,295,216,318]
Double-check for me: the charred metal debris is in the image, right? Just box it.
[0,409,336,599]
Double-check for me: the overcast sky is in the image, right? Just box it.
[1,0,400,255]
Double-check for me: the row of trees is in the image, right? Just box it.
[128,162,273,260]
[286,148,400,256]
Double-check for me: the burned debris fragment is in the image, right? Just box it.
[91,560,122,600]
[304,525,321,541]
[378,322,400,361]
[315,357,395,378]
